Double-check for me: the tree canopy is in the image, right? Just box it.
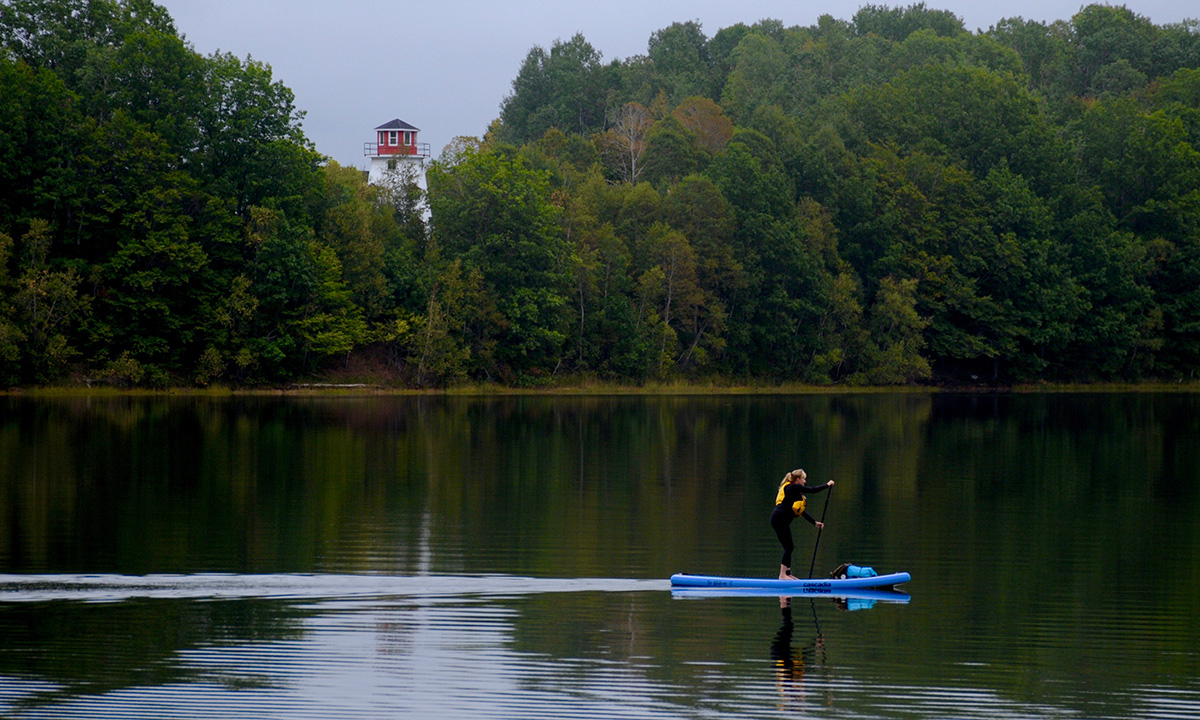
[3,1,1200,387]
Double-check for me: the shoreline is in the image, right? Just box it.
[5,380,1200,398]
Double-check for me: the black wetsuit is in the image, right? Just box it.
[769,483,829,569]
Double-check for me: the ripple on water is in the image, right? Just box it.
[2,575,1198,719]
[0,573,669,603]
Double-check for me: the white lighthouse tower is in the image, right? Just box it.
[365,118,430,185]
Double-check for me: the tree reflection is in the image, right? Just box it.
[0,390,1197,706]
[0,597,307,710]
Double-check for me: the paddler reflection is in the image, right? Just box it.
[770,597,828,707]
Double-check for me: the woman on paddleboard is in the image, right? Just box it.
[770,469,834,580]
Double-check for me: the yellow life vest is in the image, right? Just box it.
[775,485,806,516]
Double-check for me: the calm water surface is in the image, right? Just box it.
[0,393,1197,718]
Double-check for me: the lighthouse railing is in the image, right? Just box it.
[364,142,431,159]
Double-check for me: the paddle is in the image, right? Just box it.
[806,483,833,579]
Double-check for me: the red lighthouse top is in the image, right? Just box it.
[366,119,429,158]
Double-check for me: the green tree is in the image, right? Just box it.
[647,20,712,105]
[1069,4,1157,96]
[614,181,662,275]
[559,172,651,378]
[531,127,601,178]
[195,50,315,216]
[707,134,792,220]
[989,16,1074,96]
[720,32,789,122]
[707,23,753,97]
[290,242,367,368]
[7,220,90,383]
[1072,94,1200,231]
[315,162,393,320]
[639,223,709,374]
[405,258,487,386]
[834,147,1000,377]
[0,232,24,385]
[809,268,869,382]
[71,111,208,377]
[0,57,80,228]
[852,3,966,42]
[0,0,177,89]
[230,207,367,380]
[858,275,931,384]
[1141,69,1200,373]
[975,165,1086,380]
[661,173,741,369]
[498,33,608,145]
[1052,187,1157,378]
[93,21,206,149]
[427,145,571,381]
[640,115,704,186]
[840,62,1067,193]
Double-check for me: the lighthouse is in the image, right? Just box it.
[364,118,430,185]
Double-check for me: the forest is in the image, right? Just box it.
[2,0,1200,387]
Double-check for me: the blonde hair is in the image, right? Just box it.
[778,468,806,491]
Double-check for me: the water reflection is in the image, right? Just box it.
[770,598,829,711]
[0,393,1197,719]
[0,595,308,714]
[0,575,681,719]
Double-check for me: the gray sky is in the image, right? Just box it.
[157,1,1195,170]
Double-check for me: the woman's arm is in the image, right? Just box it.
[796,481,833,495]
[799,510,826,529]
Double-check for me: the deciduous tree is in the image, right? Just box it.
[602,102,653,184]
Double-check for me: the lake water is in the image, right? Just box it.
[0,392,1197,718]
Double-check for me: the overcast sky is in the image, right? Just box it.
[156,1,1195,170]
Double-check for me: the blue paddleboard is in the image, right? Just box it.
[671,586,911,602]
[669,571,911,591]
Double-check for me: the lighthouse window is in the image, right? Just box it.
[388,131,398,146]
[403,131,412,146]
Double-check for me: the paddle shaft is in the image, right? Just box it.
[807,484,833,579]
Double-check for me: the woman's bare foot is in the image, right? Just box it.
[779,565,797,580]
